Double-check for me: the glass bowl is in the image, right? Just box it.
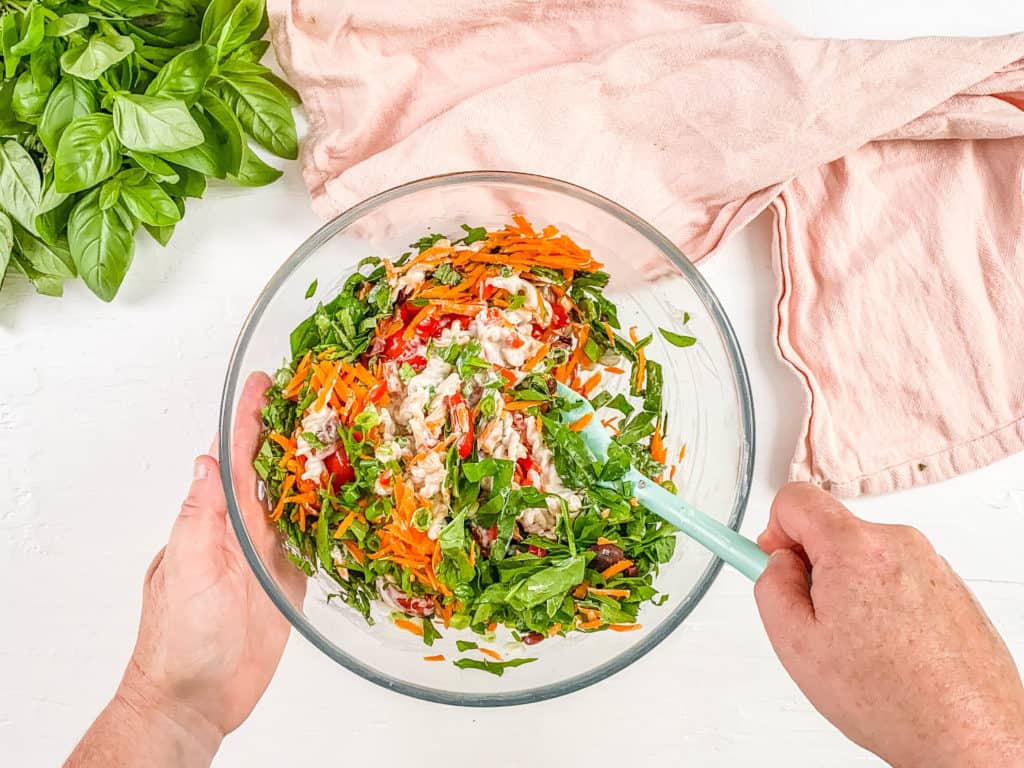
[219,171,754,706]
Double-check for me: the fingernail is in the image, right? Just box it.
[193,458,209,480]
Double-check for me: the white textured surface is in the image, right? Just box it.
[3,3,1024,765]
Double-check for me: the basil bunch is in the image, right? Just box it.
[0,0,299,301]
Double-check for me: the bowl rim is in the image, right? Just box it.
[219,170,755,707]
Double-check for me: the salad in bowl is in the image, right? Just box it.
[254,216,688,671]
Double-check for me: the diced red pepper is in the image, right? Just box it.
[479,282,497,300]
[551,302,569,329]
[408,355,427,372]
[324,445,355,491]
[368,382,388,403]
[528,545,548,557]
[508,334,525,349]
[446,391,474,459]
[398,301,420,324]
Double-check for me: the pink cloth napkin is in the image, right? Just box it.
[266,0,1024,497]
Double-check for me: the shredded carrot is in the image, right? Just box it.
[650,423,667,464]
[577,619,602,630]
[523,343,550,371]
[282,492,317,505]
[570,412,594,432]
[402,304,433,340]
[628,326,638,343]
[670,465,678,481]
[423,654,445,662]
[269,432,295,451]
[635,344,646,391]
[394,619,424,637]
[333,510,357,539]
[596,536,614,545]
[608,624,643,632]
[581,371,602,396]
[678,442,687,462]
[572,581,590,599]
[603,322,615,345]
[589,587,631,598]
[502,400,539,411]
[487,622,497,633]
[342,539,365,564]
[547,623,562,637]
[601,559,634,580]
[270,475,295,521]
[604,366,625,375]
[496,368,517,386]
[479,647,503,661]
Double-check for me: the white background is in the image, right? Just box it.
[3,2,1024,766]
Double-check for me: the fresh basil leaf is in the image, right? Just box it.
[145,44,217,106]
[54,113,122,194]
[128,151,179,183]
[198,91,242,174]
[455,640,478,652]
[35,182,75,245]
[11,252,64,296]
[218,58,302,108]
[158,106,226,178]
[89,0,161,14]
[0,140,42,232]
[0,212,14,290]
[13,224,75,277]
[305,279,317,299]
[144,220,175,246]
[659,328,697,348]
[201,0,263,54]
[229,39,270,63]
[227,142,282,187]
[12,70,50,124]
[112,93,204,153]
[161,163,206,198]
[119,176,181,226]
[212,75,298,159]
[67,188,137,301]
[1,13,23,79]
[10,5,45,57]
[452,657,537,676]
[124,13,202,48]
[38,76,98,155]
[60,34,134,80]
[98,179,121,210]
[0,78,28,135]
[46,14,91,38]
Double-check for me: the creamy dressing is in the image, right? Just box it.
[295,404,340,482]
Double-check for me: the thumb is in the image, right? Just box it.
[167,454,227,557]
[754,548,815,650]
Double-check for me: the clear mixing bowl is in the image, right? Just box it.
[219,171,754,706]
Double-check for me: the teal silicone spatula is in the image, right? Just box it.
[555,382,769,581]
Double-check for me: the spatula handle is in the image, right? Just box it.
[631,473,769,581]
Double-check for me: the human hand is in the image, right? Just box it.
[754,482,1024,768]
[68,373,306,767]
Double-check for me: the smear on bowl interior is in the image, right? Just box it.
[254,216,689,674]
